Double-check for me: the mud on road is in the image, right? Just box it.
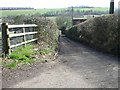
[2,36,118,88]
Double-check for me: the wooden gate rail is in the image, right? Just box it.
[2,23,38,55]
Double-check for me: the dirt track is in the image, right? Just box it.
[2,36,118,88]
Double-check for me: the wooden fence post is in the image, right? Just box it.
[33,27,38,44]
[71,6,74,26]
[2,23,10,55]
[23,24,26,47]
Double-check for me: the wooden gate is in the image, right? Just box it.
[2,23,38,55]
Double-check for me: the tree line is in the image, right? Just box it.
[0,7,34,10]
[42,8,109,17]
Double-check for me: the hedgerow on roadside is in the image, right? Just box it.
[66,15,119,56]
[23,16,59,51]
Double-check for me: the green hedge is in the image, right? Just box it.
[23,16,59,51]
[66,15,119,56]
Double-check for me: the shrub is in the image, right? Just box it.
[56,15,72,31]
[9,45,34,60]
[66,15,119,56]
[23,16,59,51]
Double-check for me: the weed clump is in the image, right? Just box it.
[3,45,35,69]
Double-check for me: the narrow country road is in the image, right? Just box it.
[3,36,118,88]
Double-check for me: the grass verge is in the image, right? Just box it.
[3,45,35,69]
[2,45,56,69]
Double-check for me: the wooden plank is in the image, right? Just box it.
[8,24,37,29]
[10,38,38,48]
[9,32,38,38]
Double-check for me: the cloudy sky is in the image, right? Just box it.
[0,0,119,8]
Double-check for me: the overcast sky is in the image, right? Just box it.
[0,0,119,8]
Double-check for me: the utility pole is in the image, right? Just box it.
[109,0,114,14]
[118,1,120,15]
[71,6,74,26]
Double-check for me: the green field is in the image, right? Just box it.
[0,8,66,17]
[0,7,109,17]
[74,7,109,11]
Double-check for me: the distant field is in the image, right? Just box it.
[0,7,109,17]
[74,7,109,12]
[0,8,66,17]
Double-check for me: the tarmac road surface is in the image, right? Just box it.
[2,36,118,88]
